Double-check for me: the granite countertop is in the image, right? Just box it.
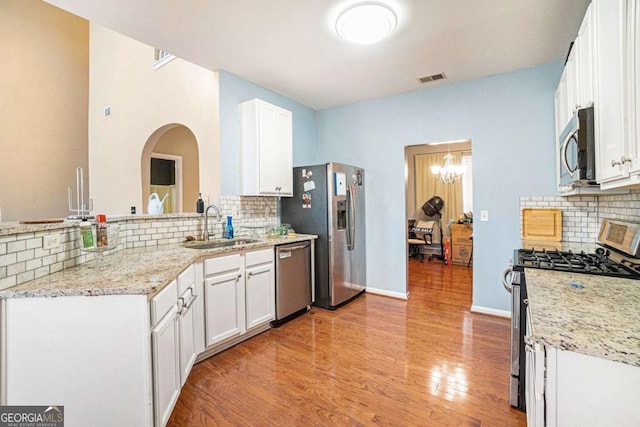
[0,235,316,299]
[525,268,640,367]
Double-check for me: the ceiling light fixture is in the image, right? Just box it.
[336,3,397,44]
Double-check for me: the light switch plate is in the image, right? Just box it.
[480,210,489,222]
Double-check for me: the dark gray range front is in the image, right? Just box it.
[504,218,640,412]
[281,162,366,309]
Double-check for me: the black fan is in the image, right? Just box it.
[421,195,446,264]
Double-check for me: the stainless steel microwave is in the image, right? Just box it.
[559,106,596,187]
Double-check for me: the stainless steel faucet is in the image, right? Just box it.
[203,204,222,241]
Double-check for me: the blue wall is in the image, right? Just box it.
[316,62,562,311]
[219,63,563,313]
[218,70,318,194]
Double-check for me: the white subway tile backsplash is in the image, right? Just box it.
[520,190,640,244]
[0,195,280,289]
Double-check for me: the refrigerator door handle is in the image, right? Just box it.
[347,187,356,250]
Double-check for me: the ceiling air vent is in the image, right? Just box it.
[418,73,447,84]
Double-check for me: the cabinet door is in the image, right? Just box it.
[275,107,293,196]
[578,4,595,108]
[151,305,181,427]
[257,100,281,194]
[240,99,293,196]
[555,70,569,139]
[178,287,198,386]
[594,0,628,183]
[205,270,245,346]
[627,0,640,175]
[245,263,275,330]
[245,249,275,330]
[565,45,579,119]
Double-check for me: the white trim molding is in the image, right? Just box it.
[471,304,510,318]
[366,287,410,300]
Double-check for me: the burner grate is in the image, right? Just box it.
[517,248,640,279]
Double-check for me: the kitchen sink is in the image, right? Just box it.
[183,238,260,249]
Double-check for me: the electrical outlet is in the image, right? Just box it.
[43,234,61,250]
[480,210,489,222]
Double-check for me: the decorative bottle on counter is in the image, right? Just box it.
[80,220,94,248]
[196,193,204,214]
[96,214,108,247]
[226,216,234,239]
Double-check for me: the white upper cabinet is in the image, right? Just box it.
[577,4,595,109]
[594,0,628,184]
[595,0,640,188]
[239,99,293,197]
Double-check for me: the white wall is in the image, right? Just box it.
[89,24,220,215]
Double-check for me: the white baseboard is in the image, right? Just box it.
[366,287,410,300]
[471,304,511,318]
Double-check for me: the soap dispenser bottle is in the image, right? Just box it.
[226,216,234,239]
[196,193,204,214]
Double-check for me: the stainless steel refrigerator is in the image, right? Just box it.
[281,162,366,309]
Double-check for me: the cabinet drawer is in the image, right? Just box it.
[245,248,273,267]
[204,253,242,276]
[178,264,196,295]
[151,279,178,326]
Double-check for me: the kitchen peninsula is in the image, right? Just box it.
[524,268,640,426]
[0,218,316,427]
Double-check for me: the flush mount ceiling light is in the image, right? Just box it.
[336,3,397,44]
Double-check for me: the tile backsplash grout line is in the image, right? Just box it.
[0,195,279,291]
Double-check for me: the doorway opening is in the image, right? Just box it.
[150,153,182,214]
[141,124,200,214]
[405,140,473,294]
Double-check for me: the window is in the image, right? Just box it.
[153,48,176,70]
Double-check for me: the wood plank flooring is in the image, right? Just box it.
[168,259,526,426]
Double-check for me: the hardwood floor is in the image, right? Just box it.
[168,259,526,426]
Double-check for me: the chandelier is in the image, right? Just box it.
[431,153,465,185]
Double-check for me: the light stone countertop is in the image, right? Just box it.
[0,213,202,236]
[525,268,640,367]
[0,235,316,299]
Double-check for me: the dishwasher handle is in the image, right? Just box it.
[280,243,309,252]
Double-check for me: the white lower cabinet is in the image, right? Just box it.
[177,264,202,386]
[151,297,181,427]
[204,248,275,349]
[204,253,245,346]
[150,265,203,426]
[245,248,275,330]
[2,295,154,427]
[524,341,640,427]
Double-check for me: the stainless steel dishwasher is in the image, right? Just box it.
[274,241,312,322]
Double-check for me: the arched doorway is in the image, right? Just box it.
[141,124,200,214]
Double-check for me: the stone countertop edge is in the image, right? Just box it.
[525,268,640,368]
[0,235,317,299]
[0,213,207,236]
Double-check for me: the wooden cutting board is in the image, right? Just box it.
[521,208,562,241]
[19,219,64,224]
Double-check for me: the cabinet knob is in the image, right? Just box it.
[622,156,632,164]
[236,273,242,280]
[612,159,621,167]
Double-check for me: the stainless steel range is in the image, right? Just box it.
[503,218,640,412]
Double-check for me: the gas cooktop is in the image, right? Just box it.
[516,248,640,279]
